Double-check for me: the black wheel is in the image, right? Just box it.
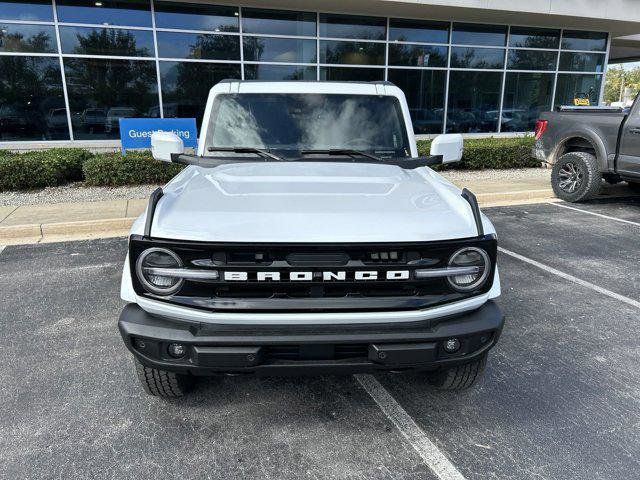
[427,354,487,391]
[551,152,602,202]
[134,359,194,398]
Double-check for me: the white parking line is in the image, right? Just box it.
[354,374,467,480]
[547,202,640,227]
[499,247,640,310]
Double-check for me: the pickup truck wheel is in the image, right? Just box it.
[551,152,602,202]
[134,359,194,398]
[427,354,487,390]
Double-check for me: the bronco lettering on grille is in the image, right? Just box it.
[223,270,411,282]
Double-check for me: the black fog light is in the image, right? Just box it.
[133,337,146,350]
[443,338,461,353]
[167,343,187,358]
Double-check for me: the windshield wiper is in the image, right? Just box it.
[206,146,284,161]
[300,149,383,162]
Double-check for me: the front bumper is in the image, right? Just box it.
[118,301,504,376]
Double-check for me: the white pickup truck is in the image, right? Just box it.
[118,80,504,397]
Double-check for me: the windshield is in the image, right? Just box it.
[205,93,410,157]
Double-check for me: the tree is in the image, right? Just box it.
[604,65,640,104]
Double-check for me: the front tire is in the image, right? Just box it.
[427,354,487,390]
[551,152,602,202]
[134,359,194,397]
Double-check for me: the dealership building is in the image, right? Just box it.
[1,0,640,149]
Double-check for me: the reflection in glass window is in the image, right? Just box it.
[509,26,560,49]
[59,26,153,56]
[154,1,238,32]
[452,23,506,47]
[56,0,152,27]
[447,71,502,133]
[244,64,316,81]
[0,56,68,140]
[0,0,53,21]
[319,13,386,40]
[501,72,553,132]
[559,52,605,73]
[507,49,557,71]
[561,31,607,52]
[160,61,239,128]
[0,24,56,53]
[320,40,385,65]
[388,18,449,44]
[388,69,445,134]
[243,37,316,63]
[157,32,239,60]
[242,8,316,36]
[320,66,384,81]
[555,74,602,107]
[450,47,504,69]
[206,94,410,155]
[64,58,158,139]
[388,44,447,67]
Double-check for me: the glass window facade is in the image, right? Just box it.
[160,61,240,127]
[389,18,449,44]
[59,26,154,56]
[0,0,53,21]
[242,8,315,36]
[501,72,554,131]
[0,23,56,53]
[243,36,316,63]
[64,58,158,139]
[447,71,503,133]
[388,69,445,134]
[0,56,67,140]
[0,2,611,141]
[450,47,505,69]
[56,0,152,27]
[388,44,447,67]
[157,32,239,60]
[154,2,238,32]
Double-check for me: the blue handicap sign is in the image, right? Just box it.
[119,118,198,155]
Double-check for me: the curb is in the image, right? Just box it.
[0,217,136,245]
[0,189,557,245]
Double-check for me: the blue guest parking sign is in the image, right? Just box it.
[119,118,198,154]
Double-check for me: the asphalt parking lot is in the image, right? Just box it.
[2,198,640,480]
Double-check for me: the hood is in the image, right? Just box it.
[148,162,481,243]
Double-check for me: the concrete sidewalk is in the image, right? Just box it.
[0,169,631,245]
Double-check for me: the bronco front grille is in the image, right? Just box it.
[129,236,497,312]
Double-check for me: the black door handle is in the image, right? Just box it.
[629,127,640,134]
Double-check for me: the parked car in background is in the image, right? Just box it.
[81,108,106,134]
[46,108,68,136]
[105,107,137,133]
[534,94,640,202]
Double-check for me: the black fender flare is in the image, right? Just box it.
[550,129,608,171]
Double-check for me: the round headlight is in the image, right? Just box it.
[447,247,490,292]
[135,247,184,295]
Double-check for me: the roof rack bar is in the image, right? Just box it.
[461,188,484,237]
[144,187,164,238]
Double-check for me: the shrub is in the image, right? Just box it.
[417,136,539,170]
[0,148,92,191]
[83,150,184,187]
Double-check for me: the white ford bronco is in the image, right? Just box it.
[118,80,503,397]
